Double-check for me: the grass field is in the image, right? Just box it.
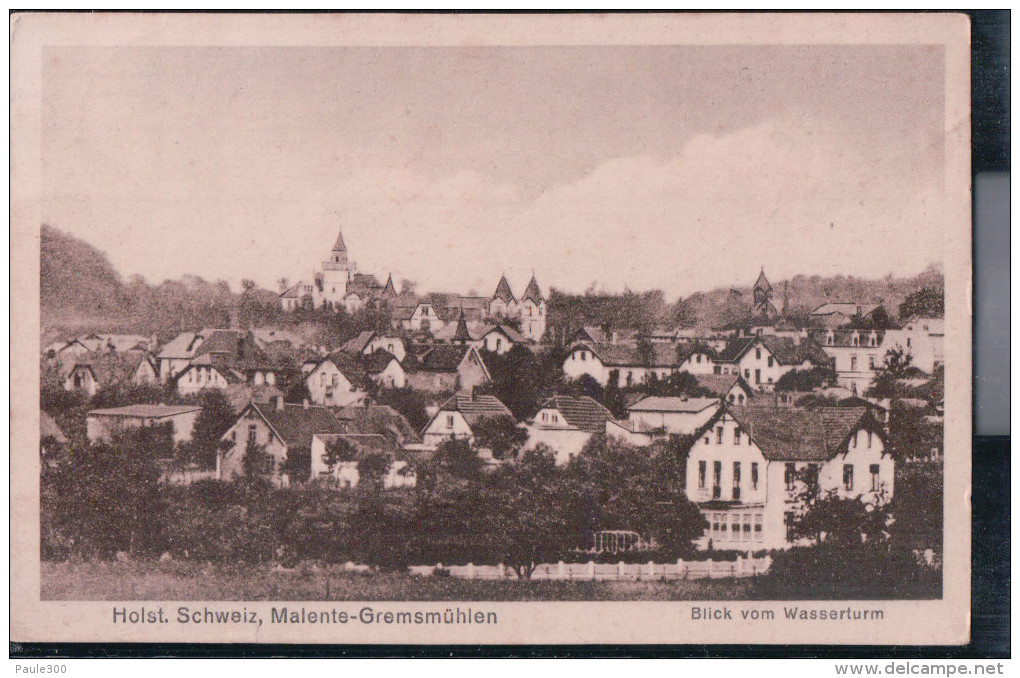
[41,561,755,601]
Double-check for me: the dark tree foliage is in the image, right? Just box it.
[564,435,707,558]
[477,345,544,421]
[866,347,916,399]
[643,371,714,398]
[885,401,943,461]
[41,429,166,560]
[898,287,944,320]
[374,387,436,434]
[774,367,838,392]
[570,374,606,404]
[470,415,528,460]
[603,371,628,419]
[186,389,237,469]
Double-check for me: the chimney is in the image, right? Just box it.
[275,395,285,411]
[303,398,310,410]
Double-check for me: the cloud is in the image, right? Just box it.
[42,119,942,300]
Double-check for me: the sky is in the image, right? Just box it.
[41,44,945,300]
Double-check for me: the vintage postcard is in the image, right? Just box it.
[11,13,971,646]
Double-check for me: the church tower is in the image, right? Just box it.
[520,273,546,342]
[320,226,356,306]
[752,268,778,319]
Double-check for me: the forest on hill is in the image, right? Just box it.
[41,223,944,347]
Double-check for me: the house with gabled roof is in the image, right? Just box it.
[217,396,347,486]
[713,335,831,391]
[692,373,755,405]
[394,302,447,333]
[341,330,406,362]
[524,395,613,464]
[363,349,406,388]
[686,405,890,550]
[809,302,885,329]
[421,393,514,449]
[173,331,280,397]
[304,351,369,407]
[477,323,528,355]
[60,350,160,396]
[334,403,423,447]
[403,344,491,394]
[562,340,715,388]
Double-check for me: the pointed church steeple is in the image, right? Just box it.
[492,275,516,304]
[332,227,347,253]
[382,273,396,296]
[452,310,472,343]
[522,273,542,304]
[754,268,772,296]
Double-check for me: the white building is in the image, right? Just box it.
[713,335,831,391]
[421,393,514,450]
[86,404,202,445]
[562,341,715,387]
[524,395,613,465]
[304,352,368,407]
[685,406,892,550]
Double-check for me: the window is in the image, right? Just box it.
[868,355,876,370]
[728,394,735,404]
[733,427,741,444]
[744,369,751,379]
[248,424,258,444]
[751,462,759,490]
[843,464,854,491]
[626,372,633,386]
[755,348,762,360]
[580,351,587,361]
[850,356,858,371]
[870,464,881,491]
[696,355,702,363]
[712,461,722,499]
[732,462,741,500]
[784,512,796,539]
[446,414,455,429]
[852,431,857,448]
[867,431,873,448]
[743,514,752,541]
[716,426,724,444]
[785,463,796,490]
[698,461,706,489]
[827,335,833,345]
[768,356,774,367]
[754,514,763,541]
[711,514,720,533]
[714,365,722,374]
[320,372,326,386]
[907,337,911,347]
[755,369,761,384]
[738,394,745,405]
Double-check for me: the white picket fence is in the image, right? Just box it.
[408,555,771,581]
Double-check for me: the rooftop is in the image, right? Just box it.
[88,404,202,418]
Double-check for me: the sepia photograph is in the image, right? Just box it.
[11,12,972,646]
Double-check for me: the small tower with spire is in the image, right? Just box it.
[752,268,778,320]
[489,274,518,319]
[519,272,547,342]
[452,309,472,345]
[321,225,356,306]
